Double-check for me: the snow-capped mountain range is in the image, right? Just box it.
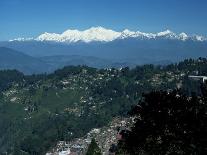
[2,26,207,74]
[9,27,207,43]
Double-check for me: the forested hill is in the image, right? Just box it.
[0,58,207,154]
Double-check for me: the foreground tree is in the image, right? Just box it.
[117,89,207,154]
[86,138,102,155]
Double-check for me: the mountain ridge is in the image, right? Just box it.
[9,27,207,43]
[0,47,53,74]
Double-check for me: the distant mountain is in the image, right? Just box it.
[1,38,207,64]
[0,47,134,74]
[39,55,134,69]
[1,27,207,69]
[9,27,207,43]
[0,47,52,74]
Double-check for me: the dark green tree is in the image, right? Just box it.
[117,89,207,154]
[86,138,102,155]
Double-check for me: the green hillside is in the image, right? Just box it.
[0,58,207,154]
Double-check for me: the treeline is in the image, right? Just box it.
[1,58,207,93]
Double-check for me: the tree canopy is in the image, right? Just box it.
[117,88,207,154]
[86,138,102,155]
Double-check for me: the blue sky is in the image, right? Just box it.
[0,0,207,41]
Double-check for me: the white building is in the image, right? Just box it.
[188,75,207,83]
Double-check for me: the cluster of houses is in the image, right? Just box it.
[46,117,131,155]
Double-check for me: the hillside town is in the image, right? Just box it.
[46,118,132,155]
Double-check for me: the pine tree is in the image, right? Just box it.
[86,138,102,155]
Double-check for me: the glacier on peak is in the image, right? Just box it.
[157,29,174,36]
[10,27,207,43]
[37,27,121,43]
[179,33,188,41]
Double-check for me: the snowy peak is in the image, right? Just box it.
[37,26,121,43]
[179,33,188,41]
[11,27,207,43]
[156,30,178,39]
[121,29,136,37]
[82,26,121,42]
[193,35,206,41]
[157,29,174,36]
[37,32,61,42]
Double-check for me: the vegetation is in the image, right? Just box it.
[0,58,207,154]
[117,88,207,154]
[0,70,24,91]
[86,138,102,155]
